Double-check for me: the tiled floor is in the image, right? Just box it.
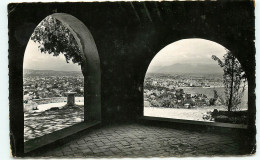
[24,104,84,141]
[28,123,250,157]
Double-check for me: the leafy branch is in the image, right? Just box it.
[30,16,82,65]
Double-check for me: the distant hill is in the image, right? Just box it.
[23,69,83,77]
[147,63,223,74]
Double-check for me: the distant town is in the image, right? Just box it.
[23,69,84,101]
[144,73,225,109]
[23,70,246,110]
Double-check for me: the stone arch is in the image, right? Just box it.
[50,13,101,122]
[142,38,248,116]
[12,13,101,156]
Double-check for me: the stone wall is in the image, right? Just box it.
[8,1,255,156]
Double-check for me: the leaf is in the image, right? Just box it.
[30,16,82,65]
[212,51,247,111]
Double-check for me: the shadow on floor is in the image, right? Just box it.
[25,121,254,158]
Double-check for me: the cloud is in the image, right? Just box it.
[149,38,227,67]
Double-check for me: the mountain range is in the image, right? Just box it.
[147,63,223,74]
[23,69,82,76]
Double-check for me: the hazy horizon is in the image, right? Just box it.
[147,39,227,73]
[23,40,82,72]
[23,68,82,72]
[23,38,227,72]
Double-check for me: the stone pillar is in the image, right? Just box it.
[65,92,77,106]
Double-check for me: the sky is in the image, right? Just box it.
[23,40,82,71]
[148,38,227,67]
[23,38,227,72]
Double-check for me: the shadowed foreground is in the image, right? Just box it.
[24,104,84,141]
[26,123,250,157]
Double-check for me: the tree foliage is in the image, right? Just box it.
[212,51,247,111]
[31,16,82,65]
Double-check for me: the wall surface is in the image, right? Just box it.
[8,1,255,156]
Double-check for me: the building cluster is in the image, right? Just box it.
[23,75,84,101]
[145,74,223,88]
[144,74,223,108]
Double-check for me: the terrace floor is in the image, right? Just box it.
[26,122,251,158]
[24,104,84,141]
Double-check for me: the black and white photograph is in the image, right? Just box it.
[6,0,256,158]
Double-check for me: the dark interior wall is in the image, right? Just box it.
[8,1,255,156]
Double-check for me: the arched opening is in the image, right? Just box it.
[143,38,248,125]
[22,13,101,152]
